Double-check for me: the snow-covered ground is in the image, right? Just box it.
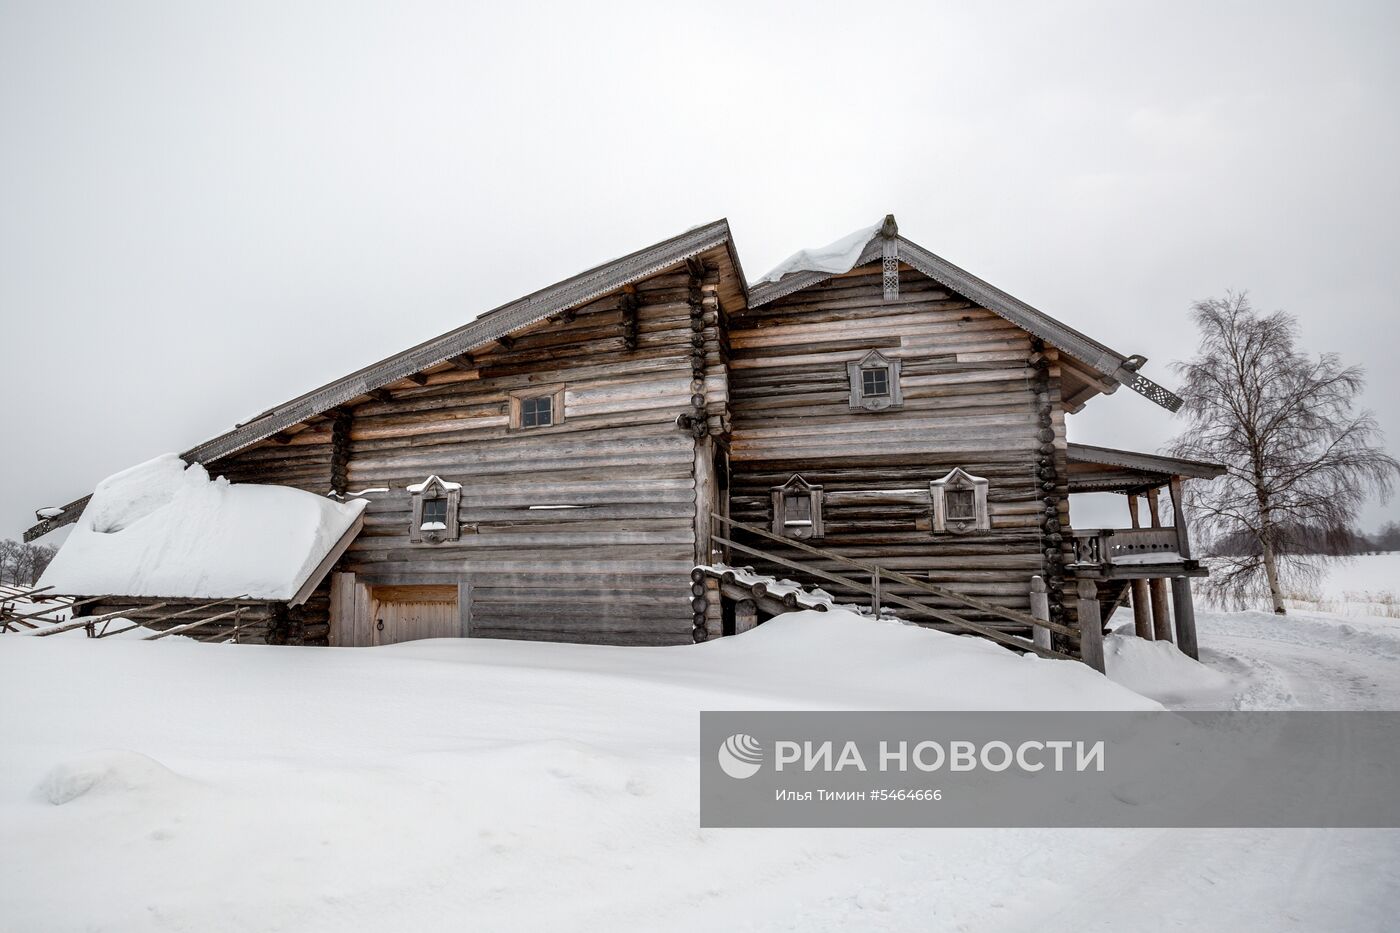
[2,565,1399,930]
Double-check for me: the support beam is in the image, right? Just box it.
[404,373,428,386]
[1171,577,1199,660]
[1075,578,1106,673]
[496,334,515,350]
[1127,494,1153,640]
[734,598,758,635]
[1146,486,1173,642]
[1029,575,1052,651]
[620,285,639,351]
[367,388,392,403]
[1168,475,1193,559]
[445,353,475,372]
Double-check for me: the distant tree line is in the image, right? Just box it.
[1208,521,1400,558]
[0,539,57,587]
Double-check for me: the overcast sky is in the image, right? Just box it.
[3,0,1398,542]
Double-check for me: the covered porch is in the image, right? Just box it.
[1066,443,1227,660]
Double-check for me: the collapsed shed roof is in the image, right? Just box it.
[37,455,366,603]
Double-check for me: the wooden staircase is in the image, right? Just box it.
[708,514,1078,661]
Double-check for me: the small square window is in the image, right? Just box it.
[861,367,890,397]
[521,395,553,428]
[420,498,448,530]
[847,351,902,411]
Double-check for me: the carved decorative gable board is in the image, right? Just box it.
[930,467,990,534]
[847,350,904,412]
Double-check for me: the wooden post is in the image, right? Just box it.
[1075,578,1106,673]
[694,437,717,566]
[1168,475,1193,559]
[1146,486,1173,642]
[1029,575,1052,651]
[1126,494,1153,640]
[871,566,882,619]
[1171,576,1200,660]
[735,599,758,634]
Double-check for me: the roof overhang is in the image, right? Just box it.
[1067,443,1227,494]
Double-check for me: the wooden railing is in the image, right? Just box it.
[1072,528,1180,566]
[710,514,1076,661]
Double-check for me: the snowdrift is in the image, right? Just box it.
[38,454,365,601]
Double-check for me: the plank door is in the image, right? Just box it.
[370,585,461,645]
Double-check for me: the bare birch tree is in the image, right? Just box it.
[1168,293,1399,614]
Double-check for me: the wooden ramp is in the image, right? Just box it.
[706,515,1080,662]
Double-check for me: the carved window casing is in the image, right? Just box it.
[930,467,990,534]
[846,350,903,412]
[771,475,824,540]
[409,475,461,544]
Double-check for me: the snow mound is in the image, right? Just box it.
[39,454,366,601]
[37,750,191,805]
[754,222,881,285]
[1104,633,1235,707]
[704,610,1161,711]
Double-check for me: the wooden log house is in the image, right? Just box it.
[24,216,1223,667]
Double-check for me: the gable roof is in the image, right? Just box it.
[748,216,1183,415]
[25,219,743,541]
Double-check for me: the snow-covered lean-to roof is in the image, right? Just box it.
[38,454,366,603]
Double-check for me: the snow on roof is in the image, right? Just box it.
[38,454,366,601]
[753,222,881,285]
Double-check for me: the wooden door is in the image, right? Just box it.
[370,585,461,645]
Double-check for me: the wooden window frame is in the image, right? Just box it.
[409,475,461,544]
[509,386,566,431]
[846,350,903,412]
[930,467,990,534]
[771,475,824,540]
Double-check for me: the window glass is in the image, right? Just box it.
[946,488,976,521]
[420,497,449,530]
[861,367,890,397]
[521,395,553,428]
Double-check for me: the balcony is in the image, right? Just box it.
[1070,527,1206,579]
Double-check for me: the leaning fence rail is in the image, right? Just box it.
[710,513,1075,661]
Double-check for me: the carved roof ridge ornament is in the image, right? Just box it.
[880,213,899,302]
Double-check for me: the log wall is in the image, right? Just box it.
[210,263,719,646]
[726,265,1073,629]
